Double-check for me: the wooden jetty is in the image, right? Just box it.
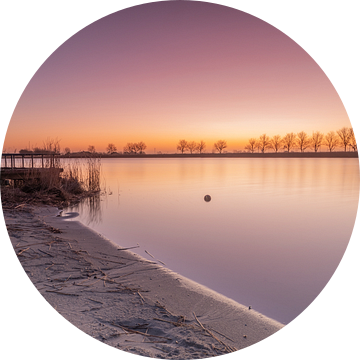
[1,153,63,182]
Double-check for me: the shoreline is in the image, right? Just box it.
[4,204,283,358]
[60,151,358,159]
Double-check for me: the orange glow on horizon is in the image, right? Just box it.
[4,129,353,154]
[2,1,353,154]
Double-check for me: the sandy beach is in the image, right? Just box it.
[3,204,283,359]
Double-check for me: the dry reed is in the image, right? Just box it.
[1,156,102,207]
[60,157,101,194]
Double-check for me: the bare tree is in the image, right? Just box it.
[88,145,96,153]
[255,141,261,153]
[123,143,136,154]
[177,140,188,154]
[337,127,351,152]
[186,141,197,154]
[214,140,227,154]
[244,138,258,153]
[135,141,147,154]
[270,135,283,153]
[40,138,61,167]
[258,134,271,153]
[297,131,311,152]
[323,131,339,152]
[349,128,358,152]
[283,132,297,152]
[310,131,324,152]
[106,143,117,154]
[42,137,61,154]
[196,140,206,154]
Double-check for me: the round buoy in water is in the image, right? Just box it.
[204,195,211,202]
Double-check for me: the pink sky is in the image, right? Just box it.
[4,1,352,153]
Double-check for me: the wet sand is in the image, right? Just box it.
[3,205,283,359]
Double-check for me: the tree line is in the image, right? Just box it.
[67,142,147,155]
[176,128,357,154]
[16,127,357,155]
[76,140,228,155]
[19,141,147,155]
[176,139,228,154]
[244,127,357,153]
[19,138,61,154]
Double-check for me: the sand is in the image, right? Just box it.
[3,204,283,359]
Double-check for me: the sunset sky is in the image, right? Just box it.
[3,1,352,153]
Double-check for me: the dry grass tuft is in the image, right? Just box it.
[1,157,102,208]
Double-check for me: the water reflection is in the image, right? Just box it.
[60,212,79,219]
[64,158,359,324]
[68,193,102,225]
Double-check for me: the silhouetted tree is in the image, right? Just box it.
[310,131,324,152]
[349,128,357,152]
[244,138,258,153]
[283,132,297,152]
[196,140,206,154]
[258,134,271,153]
[255,141,261,153]
[40,138,61,166]
[186,141,197,154]
[270,135,283,153]
[123,143,136,154]
[337,127,351,152]
[41,137,60,154]
[297,131,311,152]
[106,143,117,154]
[323,131,339,152]
[214,140,227,153]
[88,145,96,153]
[135,141,147,154]
[64,147,71,155]
[177,140,188,154]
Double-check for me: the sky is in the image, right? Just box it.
[3,1,353,153]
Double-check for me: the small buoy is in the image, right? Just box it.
[248,305,252,310]
[204,195,211,202]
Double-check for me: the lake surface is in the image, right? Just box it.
[64,157,359,324]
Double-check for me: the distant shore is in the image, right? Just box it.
[62,151,358,159]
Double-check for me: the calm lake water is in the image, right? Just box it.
[65,157,359,324]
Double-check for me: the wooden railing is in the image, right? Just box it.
[1,153,59,169]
